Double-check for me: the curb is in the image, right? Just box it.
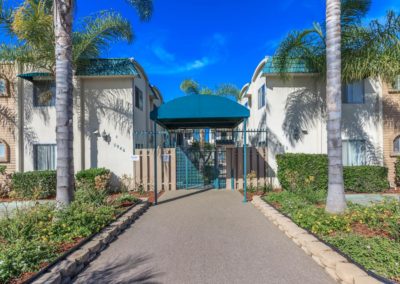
[30,201,151,284]
[251,196,385,284]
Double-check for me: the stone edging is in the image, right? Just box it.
[251,196,383,284]
[31,201,151,284]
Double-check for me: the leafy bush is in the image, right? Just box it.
[276,154,389,193]
[114,193,139,206]
[325,234,400,281]
[395,157,400,186]
[343,166,389,193]
[11,171,56,199]
[76,168,111,191]
[0,239,57,283]
[276,154,328,192]
[0,166,12,198]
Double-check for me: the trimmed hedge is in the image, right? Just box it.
[343,166,389,193]
[277,154,389,193]
[276,154,328,192]
[11,170,56,199]
[76,168,111,189]
[395,157,400,186]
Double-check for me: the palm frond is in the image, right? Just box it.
[180,79,200,95]
[124,0,153,21]
[73,11,133,62]
[0,0,13,34]
[341,0,371,27]
[215,83,240,100]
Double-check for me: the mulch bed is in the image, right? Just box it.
[238,190,266,201]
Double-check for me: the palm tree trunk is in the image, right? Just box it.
[54,0,74,206]
[325,0,346,214]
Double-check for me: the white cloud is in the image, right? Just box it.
[152,45,176,63]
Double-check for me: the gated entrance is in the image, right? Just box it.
[133,94,270,204]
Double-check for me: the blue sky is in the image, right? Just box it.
[3,0,399,101]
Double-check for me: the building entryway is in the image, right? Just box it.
[72,190,334,284]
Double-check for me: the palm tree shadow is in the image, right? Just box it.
[73,254,163,284]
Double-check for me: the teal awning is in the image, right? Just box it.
[17,72,53,81]
[151,95,250,129]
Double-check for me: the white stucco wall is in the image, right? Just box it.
[243,70,383,186]
[80,77,135,177]
[23,79,57,171]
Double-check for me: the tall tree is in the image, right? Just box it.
[54,0,74,206]
[274,0,400,214]
[325,0,346,214]
[52,0,152,206]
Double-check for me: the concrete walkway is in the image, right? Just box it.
[73,190,334,284]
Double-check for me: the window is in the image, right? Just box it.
[394,136,400,154]
[0,141,9,162]
[34,144,56,170]
[342,140,366,166]
[33,80,56,107]
[135,87,143,111]
[0,79,8,97]
[342,80,364,104]
[258,85,266,109]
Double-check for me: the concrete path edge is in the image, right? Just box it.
[251,196,383,284]
[30,200,151,284]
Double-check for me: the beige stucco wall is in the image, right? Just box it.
[0,63,17,177]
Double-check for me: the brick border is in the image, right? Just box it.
[30,201,151,284]
[251,196,384,284]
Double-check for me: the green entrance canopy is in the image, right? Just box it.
[150,95,250,129]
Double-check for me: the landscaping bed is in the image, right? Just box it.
[0,167,151,284]
[263,190,400,283]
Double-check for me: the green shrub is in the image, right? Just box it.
[276,154,389,193]
[343,166,389,193]
[0,239,57,283]
[395,157,400,186]
[76,168,111,191]
[325,234,400,281]
[276,154,328,192]
[11,171,56,199]
[114,193,139,206]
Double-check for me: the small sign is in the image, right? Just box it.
[162,154,170,162]
[131,155,140,162]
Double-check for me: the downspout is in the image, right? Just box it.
[80,78,85,170]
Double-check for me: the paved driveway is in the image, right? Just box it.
[73,190,334,284]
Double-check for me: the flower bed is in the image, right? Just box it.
[263,190,400,283]
[0,187,140,284]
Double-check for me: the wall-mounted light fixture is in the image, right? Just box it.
[102,130,111,144]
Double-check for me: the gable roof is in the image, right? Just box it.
[262,57,316,75]
[75,58,139,77]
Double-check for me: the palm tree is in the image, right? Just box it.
[325,0,346,214]
[180,79,240,99]
[0,0,152,205]
[274,0,400,214]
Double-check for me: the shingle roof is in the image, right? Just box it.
[262,57,316,74]
[75,58,139,77]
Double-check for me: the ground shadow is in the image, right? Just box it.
[73,254,163,284]
[157,187,213,205]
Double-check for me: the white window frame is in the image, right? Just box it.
[393,136,400,154]
[0,141,9,162]
[33,80,56,107]
[135,86,143,111]
[258,84,266,109]
[342,140,366,166]
[0,78,8,97]
[34,144,57,171]
[342,80,365,104]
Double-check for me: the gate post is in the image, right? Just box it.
[243,119,247,203]
[154,121,158,205]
